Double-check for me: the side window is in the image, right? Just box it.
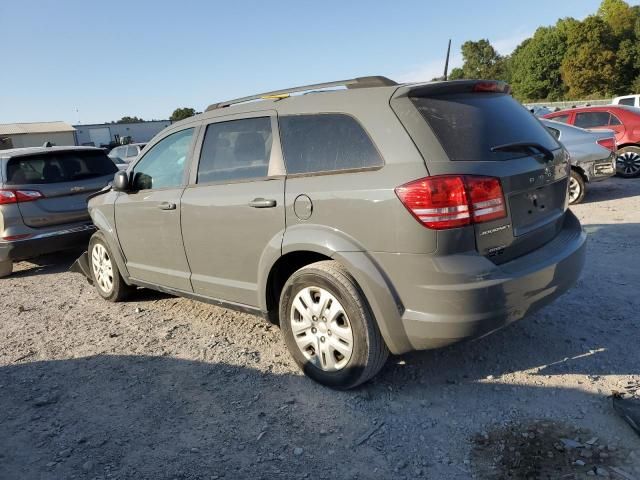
[618,97,635,106]
[132,128,194,190]
[574,112,610,128]
[550,114,570,124]
[279,114,383,175]
[546,126,560,140]
[125,145,139,158]
[609,113,621,126]
[109,146,125,158]
[197,117,272,184]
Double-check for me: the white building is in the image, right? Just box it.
[0,121,76,149]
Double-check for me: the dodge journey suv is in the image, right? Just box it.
[73,77,586,389]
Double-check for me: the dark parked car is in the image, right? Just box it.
[544,105,640,178]
[0,146,117,277]
[541,119,616,204]
[73,77,586,388]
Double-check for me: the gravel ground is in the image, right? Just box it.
[1,177,639,480]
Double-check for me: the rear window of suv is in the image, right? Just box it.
[411,93,559,161]
[6,150,117,185]
[279,114,383,174]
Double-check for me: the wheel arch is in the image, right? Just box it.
[616,143,640,150]
[571,165,588,182]
[90,210,131,284]
[259,225,411,354]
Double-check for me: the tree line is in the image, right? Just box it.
[448,0,640,102]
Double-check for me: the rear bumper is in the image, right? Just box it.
[579,155,616,182]
[0,224,95,262]
[371,210,586,352]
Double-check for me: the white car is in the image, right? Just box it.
[612,94,640,108]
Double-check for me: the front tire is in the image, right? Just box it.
[568,169,586,205]
[89,233,134,302]
[279,260,389,389]
[616,146,640,178]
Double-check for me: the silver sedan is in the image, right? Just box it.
[541,119,616,204]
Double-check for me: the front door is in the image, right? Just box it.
[181,114,285,307]
[115,127,196,291]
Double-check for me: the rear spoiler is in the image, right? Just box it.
[393,80,511,99]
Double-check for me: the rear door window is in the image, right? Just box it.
[6,150,117,185]
[618,97,635,106]
[279,114,383,174]
[411,93,559,161]
[197,117,272,183]
[550,114,570,124]
[574,112,612,128]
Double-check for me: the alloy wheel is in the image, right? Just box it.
[617,151,640,176]
[568,175,581,204]
[290,286,354,372]
[91,243,114,294]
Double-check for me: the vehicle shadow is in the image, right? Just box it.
[1,354,638,480]
[10,249,85,279]
[581,176,640,204]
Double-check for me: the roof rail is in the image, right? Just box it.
[205,76,398,111]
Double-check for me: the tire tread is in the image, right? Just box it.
[293,260,389,388]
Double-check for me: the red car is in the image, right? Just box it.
[544,105,640,177]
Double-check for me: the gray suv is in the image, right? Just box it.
[74,77,586,389]
[0,146,117,277]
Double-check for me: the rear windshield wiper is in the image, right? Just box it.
[490,142,555,161]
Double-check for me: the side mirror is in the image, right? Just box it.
[112,171,130,192]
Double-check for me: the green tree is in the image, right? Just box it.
[448,67,465,80]
[614,38,640,93]
[116,116,144,124]
[509,27,567,101]
[598,0,637,38]
[458,39,507,80]
[560,16,618,98]
[170,107,196,122]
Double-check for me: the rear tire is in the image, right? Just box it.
[568,170,586,205]
[616,146,640,178]
[89,232,134,302]
[0,260,12,278]
[279,260,389,389]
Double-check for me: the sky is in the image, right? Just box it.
[0,0,636,125]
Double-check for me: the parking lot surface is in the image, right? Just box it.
[1,177,639,479]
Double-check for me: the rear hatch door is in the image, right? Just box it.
[5,149,117,228]
[392,81,570,263]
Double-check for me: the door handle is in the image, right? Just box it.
[249,198,277,208]
[158,201,176,210]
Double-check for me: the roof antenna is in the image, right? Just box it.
[443,39,451,81]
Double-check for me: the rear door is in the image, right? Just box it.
[392,82,570,263]
[4,150,117,228]
[115,127,196,291]
[181,112,285,307]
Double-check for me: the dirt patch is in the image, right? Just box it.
[472,419,637,479]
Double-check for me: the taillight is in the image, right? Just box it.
[0,189,44,205]
[395,175,506,230]
[596,137,616,152]
[472,81,511,94]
